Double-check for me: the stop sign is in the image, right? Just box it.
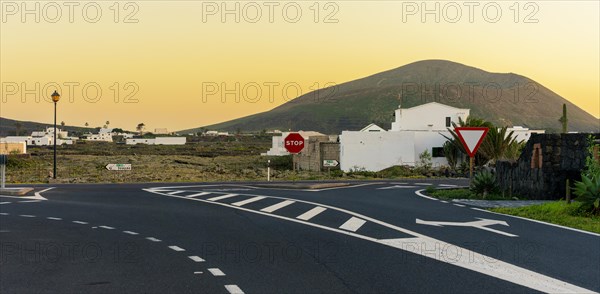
[284,133,305,154]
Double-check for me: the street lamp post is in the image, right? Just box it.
[51,90,60,179]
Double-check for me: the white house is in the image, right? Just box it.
[340,102,470,172]
[126,137,186,145]
[2,127,76,146]
[507,126,545,142]
[264,131,326,156]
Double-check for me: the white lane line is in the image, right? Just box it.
[168,245,185,252]
[146,237,162,242]
[19,200,41,203]
[0,212,9,215]
[19,214,35,218]
[439,184,458,187]
[415,189,438,201]
[188,255,205,262]
[471,208,600,237]
[185,192,211,198]
[146,187,598,293]
[440,201,449,203]
[47,217,62,220]
[207,268,225,276]
[99,226,115,230]
[207,194,239,202]
[0,202,11,205]
[297,206,327,221]
[339,216,367,232]
[377,185,418,189]
[225,285,244,294]
[123,231,139,235]
[72,220,88,224]
[194,271,203,275]
[260,200,295,213]
[232,196,266,207]
[453,204,466,207]
[167,191,185,195]
[415,183,433,186]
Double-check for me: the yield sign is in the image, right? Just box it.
[454,127,489,157]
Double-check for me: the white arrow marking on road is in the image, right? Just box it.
[377,185,418,189]
[416,218,518,237]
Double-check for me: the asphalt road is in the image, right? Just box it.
[1,179,599,294]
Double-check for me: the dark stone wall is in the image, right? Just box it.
[496,133,599,200]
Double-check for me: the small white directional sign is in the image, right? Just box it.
[323,160,339,167]
[416,218,518,237]
[106,164,132,171]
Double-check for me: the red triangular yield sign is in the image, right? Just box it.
[455,127,489,157]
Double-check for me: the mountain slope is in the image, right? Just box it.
[0,117,94,137]
[184,60,599,134]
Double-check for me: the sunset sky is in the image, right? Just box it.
[1,1,598,132]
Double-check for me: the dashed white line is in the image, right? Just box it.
[19,200,41,203]
[454,204,466,207]
[207,194,239,202]
[260,200,295,213]
[194,271,203,274]
[185,192,211,198]
[168,245,185,252]
[440,201,449,203]
[339,216,367,232]
[439,184,458,187]
[415,183,433,186]
[47,217,62,220]
[296,206,327,221]
[99,225,115,230]
[188,255,205,262]
[19,214,35,218]
[208,268,225,276]
[232,196,266,207]
[0,202,10,205]
[225,285,244,294]
[146,237,162,242]
[0,212,9,216]
[73,221,88,224]
[123,231,139,235]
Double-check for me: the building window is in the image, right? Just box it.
[432,147,445,158]
[445,117,451,127]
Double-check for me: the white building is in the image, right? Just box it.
[126,137,186,145]
[507,126,545,142]
[2,127,76,146]
[264,131,326,156]
[340,102,470,172]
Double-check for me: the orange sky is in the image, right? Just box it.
[1,1,598,132]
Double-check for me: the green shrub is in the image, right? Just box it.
[573,174,600,214]
[470,170,499,198]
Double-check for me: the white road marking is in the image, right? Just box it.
[47,217,62,220]
[207,194,239,202]
[414,189,438,201]
[440,201,449,203]
[194,271,203,274]
[123,231,139,235]
[339,216,366,232]
[232,196,266,207]
[0,212,9,215]
[453,204,466,207]
[19,214,35,218]
[145,187,597,293]
[185,192,211,198]
[72,221,88,224]
[260,200,295,213]
[99,225,115,230]
[225,285,244,294]
[19,200,41,203]
[168,245,185,252]
[188,255,205,262]
[208,268,225,276]
[377,185,418,189]
[438,184,458,187]
[0,202,10,205]
[146,237,162,242]
[416,218,518,237]
[415,183,433,186]
[167,191,185,195]
[0,187,51,201]
[471,207,600,237]
[297,206,327,221]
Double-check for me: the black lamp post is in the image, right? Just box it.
[51,90,60,179]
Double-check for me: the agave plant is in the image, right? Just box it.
[573,174,600,214]
[470,170,499,198]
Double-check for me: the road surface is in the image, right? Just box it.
[1,179,599,293]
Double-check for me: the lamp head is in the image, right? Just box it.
[51,90,60,103]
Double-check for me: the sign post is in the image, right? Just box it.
[105,164,132,171]
[0,155,6,189]
[267,159,271,182]
[454,127,489,180]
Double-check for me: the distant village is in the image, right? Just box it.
[1,102,546,173]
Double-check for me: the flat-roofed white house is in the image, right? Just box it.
[2,128,76,146]
[340,102,470,172]
[126,137,186,145]
[264,131,327,156]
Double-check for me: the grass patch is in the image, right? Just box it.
[491,201,600,234]
[428,188,513,200]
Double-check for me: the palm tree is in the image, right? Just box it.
[60,121,65,128]
[136,123,145,136]
[478,126,521,164]
[14,122,23,136]
[85,122,89,127]
[106,121,110,128]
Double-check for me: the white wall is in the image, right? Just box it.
[340,131,415,172]
[126,138,155,145]
[391,102,469,131]
[155,137,186,145]
[413,131,450,168]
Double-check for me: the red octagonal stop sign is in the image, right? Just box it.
[284,133,305,154]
